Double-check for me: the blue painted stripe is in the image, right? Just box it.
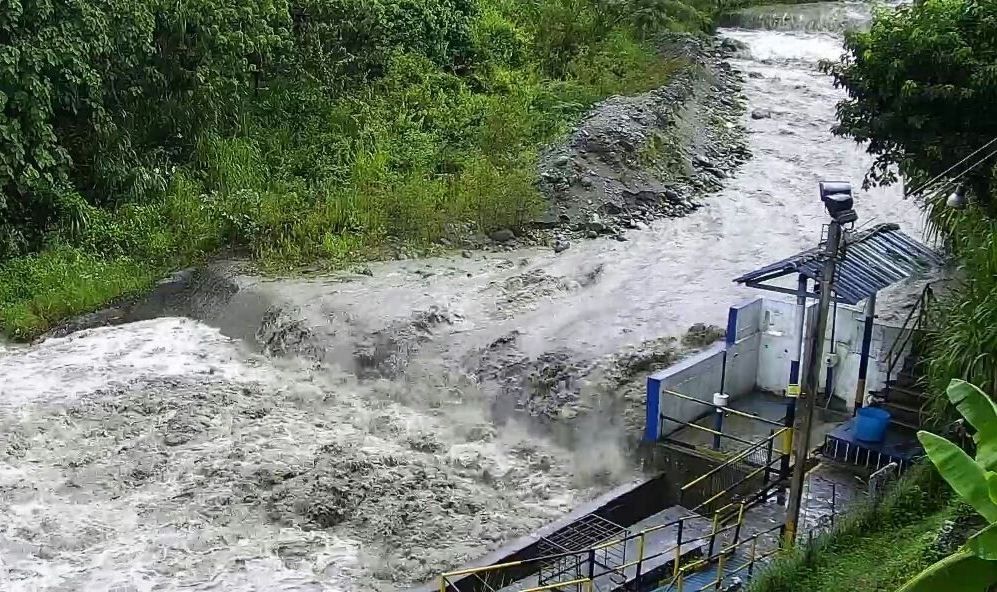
[725,305,738,346]
[646,376,662,441]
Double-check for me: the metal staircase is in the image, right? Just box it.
[874,285,935,431]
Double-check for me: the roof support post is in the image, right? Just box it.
[854,294,876,413]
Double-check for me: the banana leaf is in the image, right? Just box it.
[898,549,997,592]
[918,430,997,522]
[946,379,997,470]
[969,523,997,561]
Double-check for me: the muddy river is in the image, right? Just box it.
[0,3,930,591]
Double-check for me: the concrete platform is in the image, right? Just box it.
[667,391,786,453]
[670,391,843,460]
[822,416,923,472]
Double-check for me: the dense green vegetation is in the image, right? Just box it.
[902,380,997,591]
[0,0,718,339]
[823,0,997,405]
[749,466,958,592]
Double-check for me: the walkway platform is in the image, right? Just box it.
[821,416,923,473]
[494,506,713,592]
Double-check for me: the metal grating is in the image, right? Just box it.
[537,514,628,590]
[733,223,944,305]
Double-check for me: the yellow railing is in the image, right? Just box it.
[437,505,748,592]
[671,523,785,592]
[660,389,785,428]
[680,427,791,513]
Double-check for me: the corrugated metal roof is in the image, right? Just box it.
[733,223,944,305]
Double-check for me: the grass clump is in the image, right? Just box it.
[0,247,157,340]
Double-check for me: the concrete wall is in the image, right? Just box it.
[644,296,913,441]
[755,299,910,409]
[645,300,762,441]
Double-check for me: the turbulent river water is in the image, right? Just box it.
[0,4,931,591]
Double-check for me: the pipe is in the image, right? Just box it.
[780,275,807,503]
[713,392,729,450]
[854,294,876,413]
[824,297,838,406]
[789,275,807,390]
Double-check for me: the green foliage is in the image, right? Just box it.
[903,380,997,591]
[0,246,155,340]
[919,431,997,523]
[923,210,997,408]
[749,466,952,592]
[822,0,997,213]
[752,508,952,592]
[0,0,710,338]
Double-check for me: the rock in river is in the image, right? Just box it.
[490,229,516,243]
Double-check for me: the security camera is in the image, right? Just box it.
[819,181,857,223]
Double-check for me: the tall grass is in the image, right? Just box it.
[749,465,952,592]
[921,196,997,418]
[0,247,157,340]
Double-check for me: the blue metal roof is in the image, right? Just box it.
[733,223,944,305]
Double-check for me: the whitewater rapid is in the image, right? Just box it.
[0,4,931,591]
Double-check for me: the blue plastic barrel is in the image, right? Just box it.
[855,407,891,442]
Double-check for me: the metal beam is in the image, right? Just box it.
[744,281,852,304]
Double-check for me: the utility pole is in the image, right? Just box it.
[783,182,856,547]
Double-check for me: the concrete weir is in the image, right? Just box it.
[414,445,745,592]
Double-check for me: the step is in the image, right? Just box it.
[882,401,922,428]
[901,358,924,374]
[885,384,928,406]
[887,388,919,405]
[892,370,923,389]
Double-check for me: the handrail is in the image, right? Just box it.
[660,413,759,447]
[681,428,790,492]
[438,504,750,592]
[883,284,934,383]
[661,389,785,427]
[654,523,785,592]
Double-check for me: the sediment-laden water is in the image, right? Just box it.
[0,3,933,591]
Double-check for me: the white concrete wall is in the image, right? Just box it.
[644,295,913,441]
[756,298,910,410]
[645,299,762,439]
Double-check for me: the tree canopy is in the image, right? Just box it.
[823,0,997,214]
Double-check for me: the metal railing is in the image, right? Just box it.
[884,284,935,385]
[680,427,792,515]
[437,506,747,592]
[670,523,786,592]
[657,389,785,453]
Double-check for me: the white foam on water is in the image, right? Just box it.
[1,318,605,591]
[1,5,935,590]
[0,318,267,408]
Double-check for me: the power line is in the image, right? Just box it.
[914,143,997,205]
[904,136,997,200]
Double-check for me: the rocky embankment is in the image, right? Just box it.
[530,34,750,247]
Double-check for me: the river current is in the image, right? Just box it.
[0,4,929,591]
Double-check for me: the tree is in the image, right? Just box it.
[904,380,997,591]
[822,0,997,215]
